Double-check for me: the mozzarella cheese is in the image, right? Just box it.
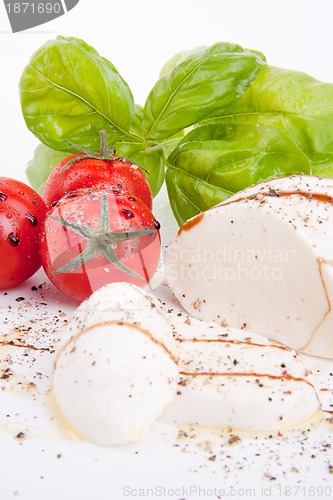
[166,175,333,358]
[53,281,321,444]
[53,283,178,446]
[161,315,320,430]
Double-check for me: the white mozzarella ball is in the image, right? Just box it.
[53,283,178,446]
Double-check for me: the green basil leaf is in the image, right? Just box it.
[26,106,165,199]
[20,36,135,151]
[166,121,313,225]
[217,65,333,160]
[112,104,164,196]
[26,143,69,194]
[143,42,266,141]
[159,46,206,77]
[135,150,165,198]
[115,140,165,197]
[167,65,333,225]
[127,103,144,137]
[115,104,185,197]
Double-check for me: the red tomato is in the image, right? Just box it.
[40,189,161,302]
[42,154,153,210]
[0,177,47,289]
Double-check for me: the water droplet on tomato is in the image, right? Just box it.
[0,192,7,202]
[5,213,12,219]
[153,220,161,230]
[66,191,80,199]
[121,209,135,219]
[8,233,20,246]
[25,212,38,226]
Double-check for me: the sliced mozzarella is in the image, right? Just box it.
[53,283,178,446]
[57,280,174,352]
[166,175,333,358]
[161,315,320,430]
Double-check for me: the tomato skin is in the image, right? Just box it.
[39,189,161,302]
[42,154,153,210]
[0,177,47,289]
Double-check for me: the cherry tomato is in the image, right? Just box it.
[42,154,153,210]
[40,189,161,302]
[0,177,47,289]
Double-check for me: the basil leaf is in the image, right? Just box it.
[166,121,313,225]
[159,46,206,77]
[217,65,333,160]
[26,106,165,198]
[26,143,69,194]
[111,104,163,196]
[115,104,186,196]
[143,42,266,141]
[20,36,135,151]
[114,141,165,198]
[167,65,333,225]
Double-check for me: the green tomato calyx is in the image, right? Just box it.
[50,191,157,278]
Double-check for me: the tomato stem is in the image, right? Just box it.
[61,131,147,175]
[100,130,107,157]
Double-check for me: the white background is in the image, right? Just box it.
[1,0,333,182]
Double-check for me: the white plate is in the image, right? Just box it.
[0,186,333,500]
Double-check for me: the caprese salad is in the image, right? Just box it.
[2,36,333,448]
